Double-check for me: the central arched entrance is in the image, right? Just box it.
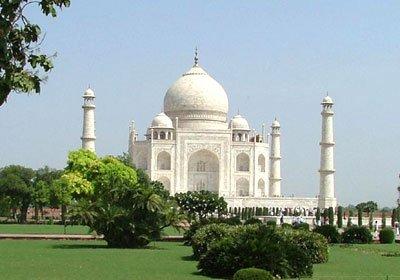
[188,149,219,193]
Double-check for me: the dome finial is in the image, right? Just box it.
[194,47,199,66]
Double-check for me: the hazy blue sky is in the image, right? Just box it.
[1,1,399,207]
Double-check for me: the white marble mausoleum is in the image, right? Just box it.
[81,52,337,210]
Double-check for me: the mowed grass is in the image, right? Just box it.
[313,244,400,279]
[0,239,399,279]
[0,224,183,236]
[0,224,91,235]
[0,240,206,280]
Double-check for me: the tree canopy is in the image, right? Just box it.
[65,149,184,248]
[356,201,378,214]
[175,190,227,221]
[0,164,62,222]
[0,0,70,106]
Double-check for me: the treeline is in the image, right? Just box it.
[0,165,62,223]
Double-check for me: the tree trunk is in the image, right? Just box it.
[19,205,29,224]
[61,204,67,224]
[34,204,39,223]
[40,206,44,220]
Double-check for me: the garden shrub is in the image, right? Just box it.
[233,268,274,280]
[225,216,242,225]
[244,217,262,225]
[183,217,220,245]
[379,227,395,244]
[198,224,313,278]
[287,229,329,264]
[313,225,341,243]
[281,223,292,229]
[266,220,276,228]
[341,226,372,244]
[184,216,241,245]
[292,222,309,231]
[191,223,234,259]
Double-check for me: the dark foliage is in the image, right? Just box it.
[379,227,395,244]
[341,226,372,244]
[198,224,314,279]
[313,225,341,243]
[292,222,309,231]
[191,223,234,259]
[0,0,70,105]
[266,220,277,228]
[244,217,262,225]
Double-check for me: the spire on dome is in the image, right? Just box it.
[194,47,199,66]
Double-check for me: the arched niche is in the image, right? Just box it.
[236,178,250,196]
[188,149,219,193]
[258,154,265,172]
[236,153,250,172]
[258,178,265,196]
[157,151,171,170]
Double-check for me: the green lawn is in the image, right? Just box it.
[0,239,398,279]
[313,244,400,279]
[0,224,183,236]
[0,240,206,280]
[0,224,91,235]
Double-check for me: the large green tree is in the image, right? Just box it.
[0,0,70,106]
[32,166,62,220]
[65,149,183,248]
[0,165,34,222]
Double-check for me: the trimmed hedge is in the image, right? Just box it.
[183,216,241,245]
[379,227,395,244]
[341,226,372,244]
[313,225,341,243]
[292,222,310,231]
[281,223,292,229]
[191,223,234,259]
[198,224,314,278]
[266,220,277,228]
[233,268,274,280]
[244,217,262,225]
[286,229,329,264]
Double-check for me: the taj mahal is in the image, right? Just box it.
[80,51,337,210]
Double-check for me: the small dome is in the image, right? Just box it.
[272,118,280,128]
[83,88,95,97]
[230,114,250,130]
[151,112,173,129]
[322,95,333,104]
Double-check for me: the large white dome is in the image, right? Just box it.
[163,64,229,129]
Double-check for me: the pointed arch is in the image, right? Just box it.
[258,154,266,172]
[258,178,265,196]
[236,178,250,196]
[157,151,171,170]
[236,153,250,172]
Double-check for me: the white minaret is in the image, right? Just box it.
[318,95,336,208]
[81,88,96,152]
[128,120,137,157]
[269,118,281,197]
